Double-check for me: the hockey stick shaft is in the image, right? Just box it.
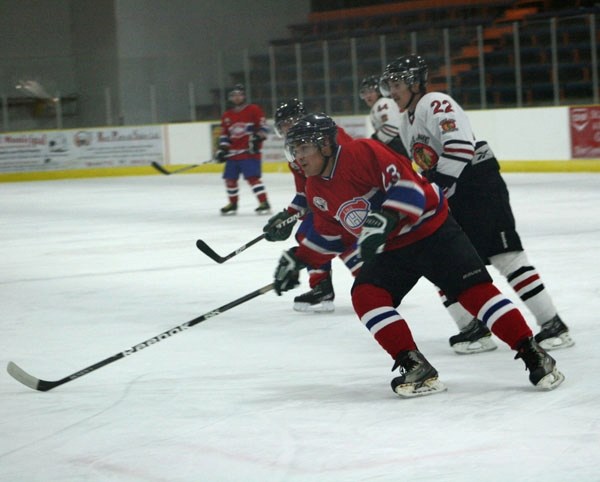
[196,211,302,264]
[151,149,251,175]
[7,283,274,392]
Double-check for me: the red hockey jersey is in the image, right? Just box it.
[295,138,448,268]
[218,103,268,161]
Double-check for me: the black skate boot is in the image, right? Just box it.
[448,318,497,354]
[255,201,271,215]
[293,276,335,313]
[534,315,574,351]
[391,350,447,398]
[514,337,565,390]
[220,203,237,215]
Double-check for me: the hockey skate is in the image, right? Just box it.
[255,201,271,215]
[391,350,447,398]
[293,277,335,313]
[220,203,237,215]
[514,337,565,390]
[449,318,498,354]
[534,315,574,351]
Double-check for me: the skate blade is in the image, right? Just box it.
[538,333,575,351]
[535,368,565,390]
[220,211,237,216]
[293,301,335,313]
[255,209,272,215]
[393,378,447,398]
[451,338,498,355]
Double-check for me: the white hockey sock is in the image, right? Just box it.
[438,290,474,331]
[490,251,558,327]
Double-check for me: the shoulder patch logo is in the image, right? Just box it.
[439,118,457,133]
[313,197,328,212]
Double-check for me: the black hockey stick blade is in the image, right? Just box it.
[151,161,175,174]
[151,161,212,175]
[196,212,302,264]
[6,283,275,392]
[196,234,266,263]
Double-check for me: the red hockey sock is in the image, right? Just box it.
[308,270,330,288]
[247,176,268,203]
[458,283,532,349]
[225,179,239,205]
[352,284,417,358]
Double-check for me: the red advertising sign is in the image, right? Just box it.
[570,106,600,159]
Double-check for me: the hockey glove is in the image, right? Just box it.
[248,134,262,155]
[274,247,306,295]
[358,210,399,262]
[214,149,228,163]
[263,209,298,242]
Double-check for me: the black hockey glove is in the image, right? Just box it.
[214,149,228,163]
[274,247,306,295]
[358,210,399,262]
[263,209,298,242]
[248,134,262,155]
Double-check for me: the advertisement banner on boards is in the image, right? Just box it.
[570,106,600,159]
[0,126,165,173]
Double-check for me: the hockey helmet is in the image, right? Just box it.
[380,54,428,96]
[274,98,307,138]
[284,113,337,162]
[228,83,246,100]
[359,75,382,99]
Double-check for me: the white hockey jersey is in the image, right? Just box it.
[398,91,495,197]
[370,97,402,144]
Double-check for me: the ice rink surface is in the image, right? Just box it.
[1,172,599,482]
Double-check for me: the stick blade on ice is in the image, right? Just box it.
[7,362,46,391]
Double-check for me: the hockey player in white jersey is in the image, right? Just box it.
[380,54,574,354]
[359,75,408,157]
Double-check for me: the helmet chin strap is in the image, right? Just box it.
[403,88,418,112]
[318,145,336,176]
[319,153,331,176]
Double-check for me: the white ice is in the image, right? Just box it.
[1,172,599,482]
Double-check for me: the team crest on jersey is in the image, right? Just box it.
[412,142,439,171]
[229,122,249,139]
[336,197,371,236]
[439,118,457,133]
[313,196,328,212]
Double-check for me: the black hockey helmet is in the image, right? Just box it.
[274,98,307,138]
[380,54,428,96]
[359,75,382,99]
[284,113,338,162]
[228,83,246,100]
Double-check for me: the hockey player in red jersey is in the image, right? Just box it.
[380,54,573,353]
[262,99,360,313]
[272,113,564,398]
[215,84,270,215]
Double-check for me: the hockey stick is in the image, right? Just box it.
[151,149,252,175]
[196,233,266,264]
[7,283,274,392]
[151,160,211,175]
[196,211,302,264]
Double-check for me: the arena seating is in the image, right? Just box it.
[199,0,599,118]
